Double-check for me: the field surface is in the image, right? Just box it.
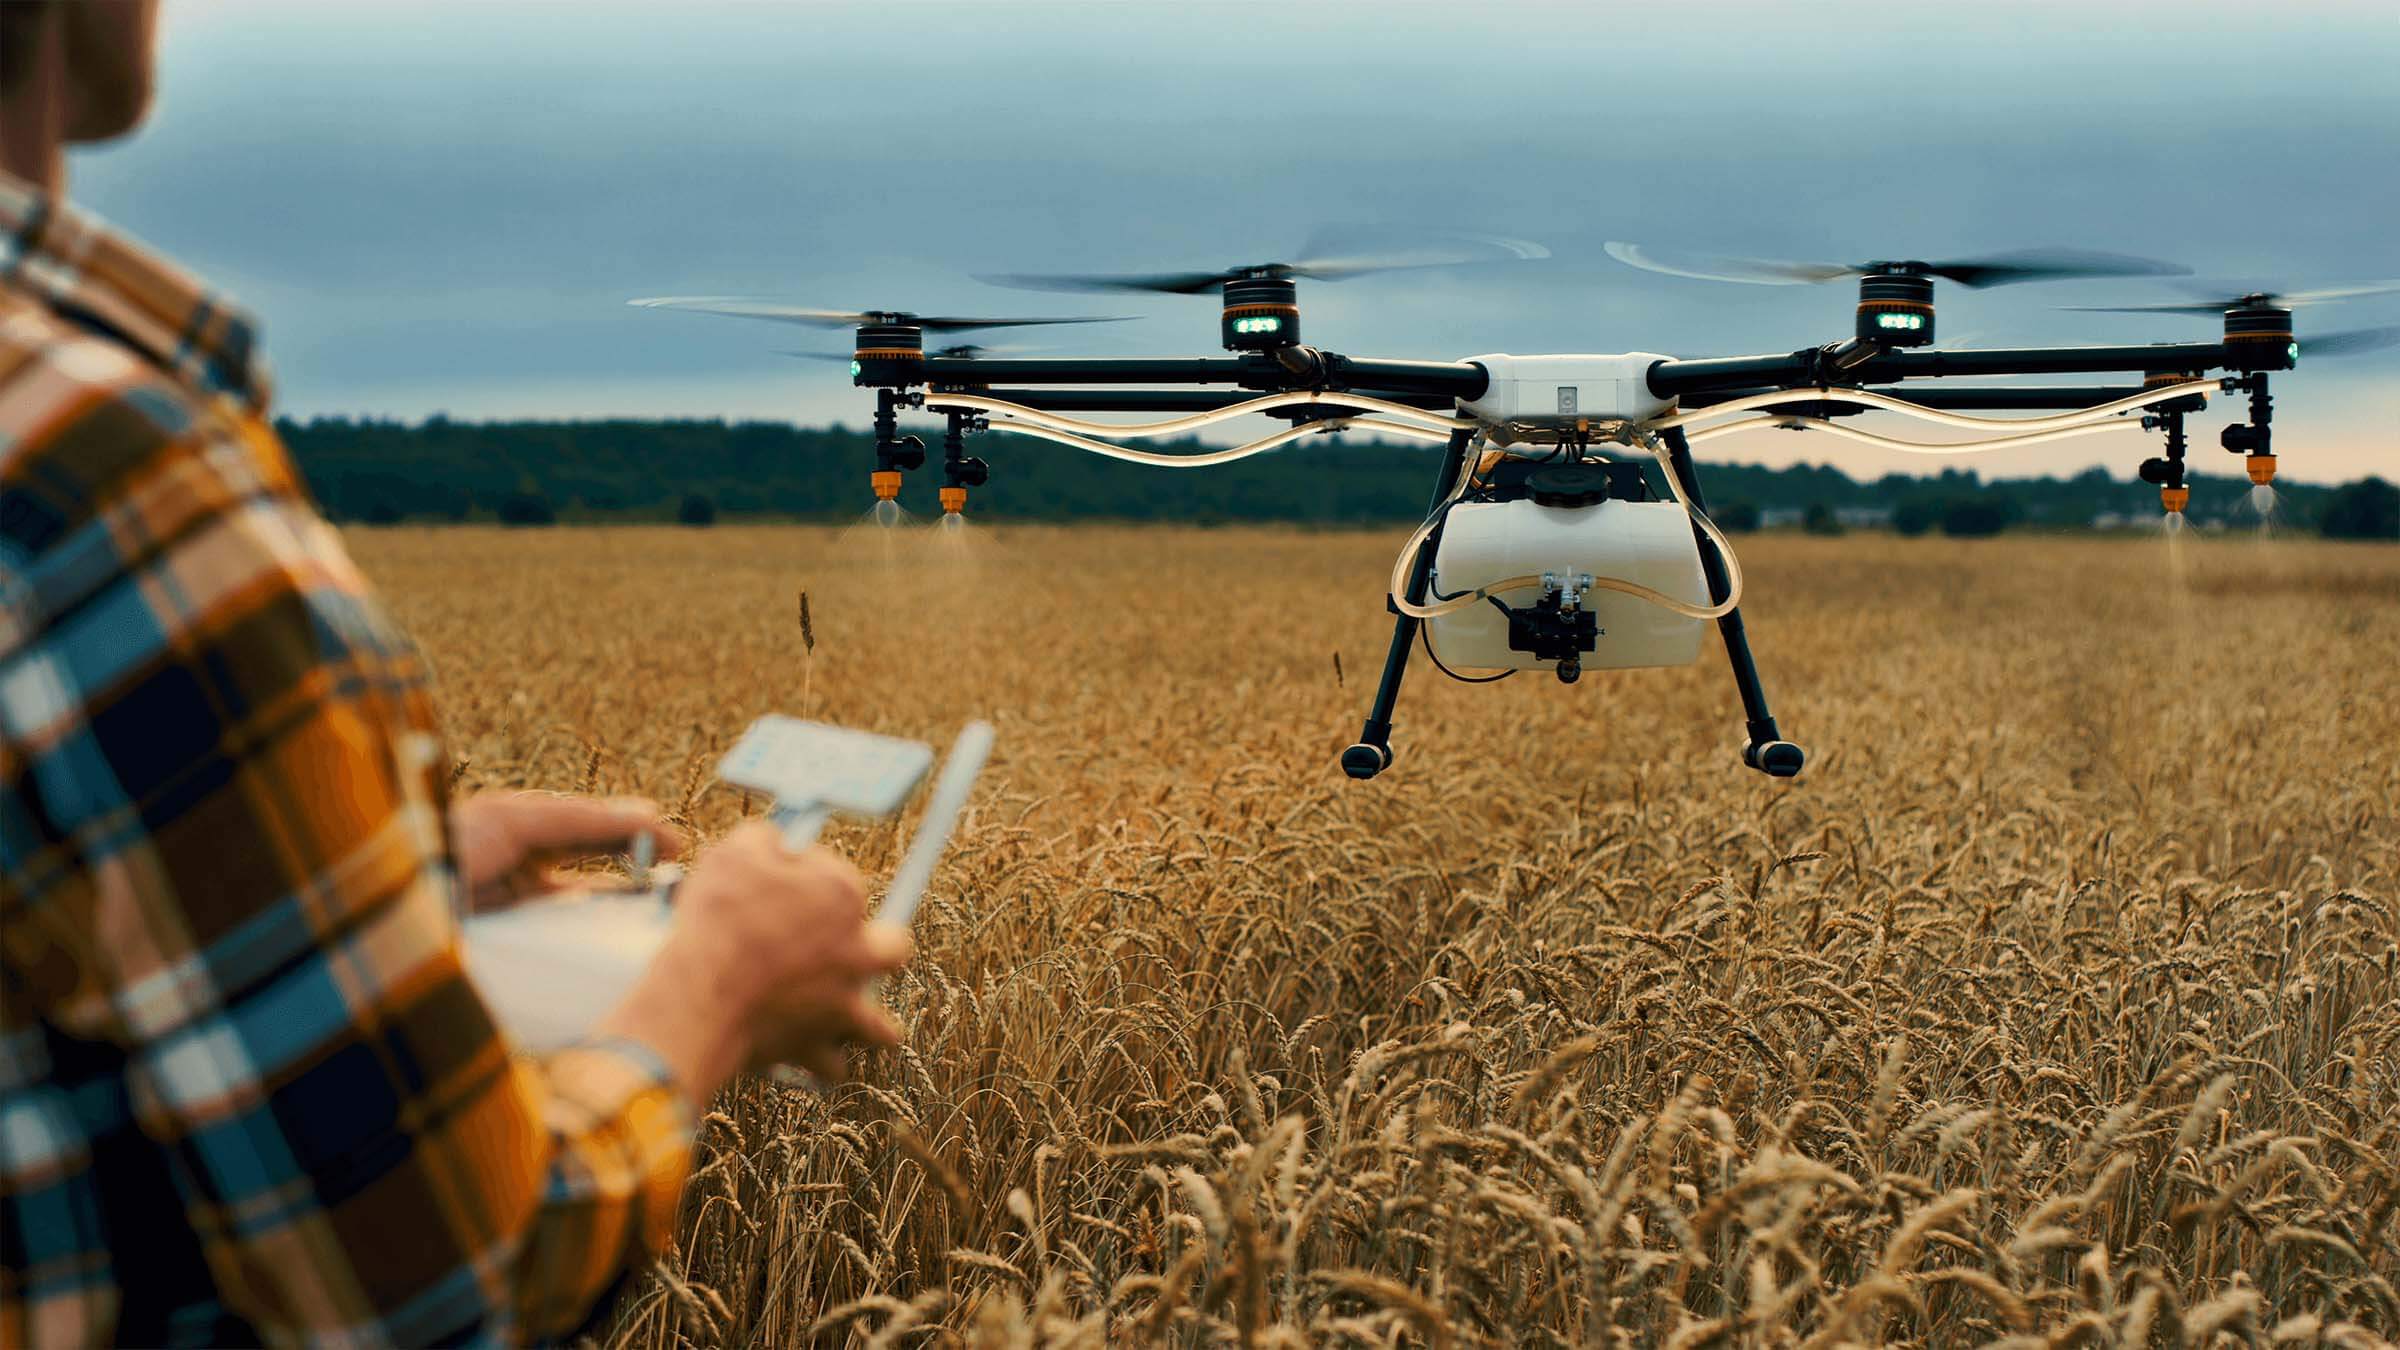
[354,524,2400,1348]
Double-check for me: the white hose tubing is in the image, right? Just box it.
[938,377,2215,444]
[978,415,1451,467]
[924,390,1476,439]
[1649,379,2217,436]
[1385,436,1744,624]
[1681,412,2148,457]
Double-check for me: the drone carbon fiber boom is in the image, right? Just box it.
[631,235,2400,782]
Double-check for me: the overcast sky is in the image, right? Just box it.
[64,0,2400,482]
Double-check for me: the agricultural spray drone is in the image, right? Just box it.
[631,235,2399,782]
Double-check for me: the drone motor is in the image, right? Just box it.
[1221,272,1300,351]
[1857,270,1937,347]
[2221,299,2299,373]
[852,317,927,383]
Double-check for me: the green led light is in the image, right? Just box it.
[2288,341,2300,363]
[849,359,862,377]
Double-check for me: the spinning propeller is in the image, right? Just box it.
[628,297,1127,383]
[2060,281,2400,368]
[626,298,1126,332]
[982,228,1549,352]
[1604,241,2190,349]
[2061,279,2400,315]
[1602,243,2190,289]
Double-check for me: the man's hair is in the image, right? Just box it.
[0,2,56,93]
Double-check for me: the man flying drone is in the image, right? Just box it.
[0,6,909,1343]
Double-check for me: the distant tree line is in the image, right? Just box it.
[276,415,2398,540]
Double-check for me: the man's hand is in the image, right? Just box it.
[452,791,686,913]
[595,821,913,1103]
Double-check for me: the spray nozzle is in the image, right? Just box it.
[938,485,967,515]
[2160,484,2190,514]
[2245,453,2277,486]
[871,469,903,502]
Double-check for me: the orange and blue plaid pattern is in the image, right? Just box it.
[0,175,693,1346]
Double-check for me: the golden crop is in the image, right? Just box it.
[355,524,2400,1348]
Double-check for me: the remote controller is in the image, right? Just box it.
[465,718,992,1054]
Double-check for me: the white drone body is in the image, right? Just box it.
[1453,353,1676,444]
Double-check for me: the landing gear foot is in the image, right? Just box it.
[1744,740,1806,778]
[1340,742,1394,780]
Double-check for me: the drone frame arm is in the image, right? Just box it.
[960,388,1458,414]
[916,353,1489,400]
[1645,341,2233,397]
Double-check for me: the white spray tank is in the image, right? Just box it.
[1423,460,1712,679]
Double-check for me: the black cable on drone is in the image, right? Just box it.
[1419,622,1515,684]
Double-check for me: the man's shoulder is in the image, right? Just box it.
[1,286,216,503]
[0,288,306,647]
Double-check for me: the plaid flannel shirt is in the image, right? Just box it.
[0,175,694,1347]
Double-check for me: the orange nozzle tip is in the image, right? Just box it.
[2160,486,2190,514]
[2246,454,2277,486]
[870,470,903,501]
[938,486,967,513]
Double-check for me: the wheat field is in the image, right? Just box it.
[353,522,2400,1348]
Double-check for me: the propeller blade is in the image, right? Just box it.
[633,297,1128,332]
[985,228,1549,296]
[976,269,1239,295]
[2089,277,2400,312]
[1925,248,2190,289]
[2274,279,2400,306]
[2298,325,2400,358]
[775,350,858,363]
[629,297,872,327]
[2066,276,2400,316]
[910,314,1132,332]
[2058,301,2232,316]
[1604,241,1855,286]
[1286,228,1551,281]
